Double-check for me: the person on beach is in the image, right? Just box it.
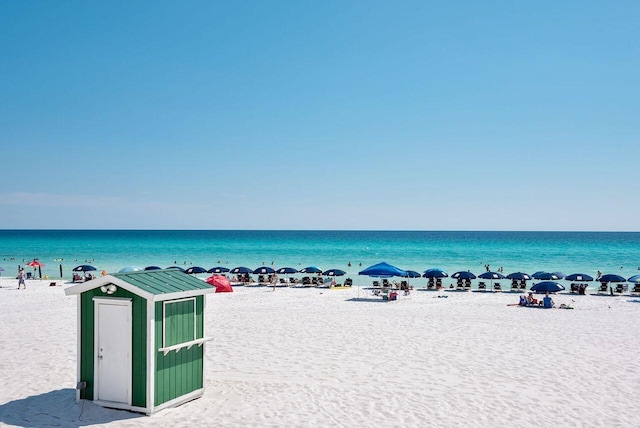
[527,292,538,306]
[17,268,25,289]
[271,272,278,291]
[543,292,555,308]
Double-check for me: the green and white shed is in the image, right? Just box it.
[65,269,216,414]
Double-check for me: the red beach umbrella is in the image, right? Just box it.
[26,260,45,267]
[206,275,233,293]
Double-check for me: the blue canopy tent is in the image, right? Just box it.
[358,262,408,278]
[358,262,408,298]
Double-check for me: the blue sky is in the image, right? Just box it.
[1,1,638,230]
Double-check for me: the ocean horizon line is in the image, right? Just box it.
[2,228,639,233]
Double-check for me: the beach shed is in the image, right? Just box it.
[65,269,216,415]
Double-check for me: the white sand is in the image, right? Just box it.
[1,277,640,427]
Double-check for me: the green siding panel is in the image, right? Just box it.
[164,299,195,347]
[154,296,205,406]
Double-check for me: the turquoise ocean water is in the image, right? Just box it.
[1,230,639,283]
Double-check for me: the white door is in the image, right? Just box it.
[95,299,132,404]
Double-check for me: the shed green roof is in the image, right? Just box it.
[65,269,215,301]
[110,269,212,295]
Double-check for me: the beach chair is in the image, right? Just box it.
[614,283,625,294]
[72,273,83,283]
[510,279,519,291]
[344,278,353,287]
[464,279,472,291]
[455,279,464,290]
[570,283,579,293]
[26,272,33,280]
[436,278,443,288]
[427,278,435,289]
[477,281,486,291]
[598,283,609,294]
[519,280,527,290]
[493,282,502,292]
[631,284,640,295]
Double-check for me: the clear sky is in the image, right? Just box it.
[1,1,638,231]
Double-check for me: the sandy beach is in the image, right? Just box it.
[1,277,639,427]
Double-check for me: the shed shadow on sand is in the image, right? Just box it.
[0,388,143,427]
[346,297,389,303]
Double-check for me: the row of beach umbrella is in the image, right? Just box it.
[69,262,640,292]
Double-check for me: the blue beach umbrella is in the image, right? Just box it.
[531,271,548,279]
[533,272,559,280]
[451,271,477,280]
[300,266,323,274]
[208,266,230,274]
[230,266,252,274]
[599,274,626,283]
[565,273,594,282]
[506,272,531,281]
[359,262,407,278]
[119,266,142,273]
[404,270,422,278]
[144,266,162,271]
[166,266,186,272]
[323,269,346,277]
[423,268,448,278]
[276,267,299,275]
[551,272,566,279]
[253,266,275,275]
[478,271,505,280]
[627,275,640,283]
[73,265,97,272]
[530,281,565,294]
[185,266,207,275]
